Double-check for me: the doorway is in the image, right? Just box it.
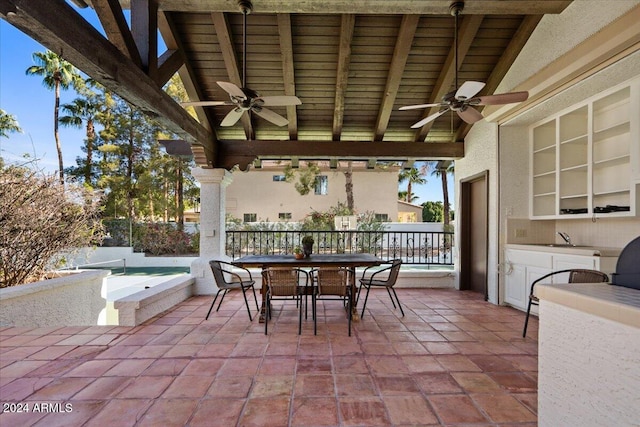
[460,171,488,299]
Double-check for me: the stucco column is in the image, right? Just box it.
[190,167,233,295]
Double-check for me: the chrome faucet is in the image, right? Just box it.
[558,231,573,246]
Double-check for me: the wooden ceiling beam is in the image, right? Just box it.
[91,0,142,68]
[0,0,213,154]
[217,140,464,171]
[211,11,254,139]
[156,48,185,86]
[159,11,217,165]
[277,13,298,140]
[374,14,419,141]
[415,14,483,141]
[333,14,355,140]
[131,0,158,80]
[152,1,572,15]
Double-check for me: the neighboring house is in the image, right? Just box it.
[397,200,423,222]
[225,161,399,223]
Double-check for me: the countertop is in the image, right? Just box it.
[506,244,622,257]
[536,283,640,328]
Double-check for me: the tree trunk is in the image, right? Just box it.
[54,80,64,184]
[177,159,184,230]
[126,108,134,220]
[344,161,354,212]
[406,181,412,203]
[85,118,95,184]
[441,171,450,225]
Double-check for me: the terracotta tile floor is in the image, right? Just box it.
[0,289,539,426]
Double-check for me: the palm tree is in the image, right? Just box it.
[431,161,454,225]
[26,50,81,184]
[398,167,426,203]
[60,94,100,185]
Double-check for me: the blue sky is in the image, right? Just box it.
[0,8,453,207]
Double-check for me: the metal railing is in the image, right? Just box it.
[225,230,454,266]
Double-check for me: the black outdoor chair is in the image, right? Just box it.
[357,259,403,319]
[522,268,609,337]
[206,260,259,321]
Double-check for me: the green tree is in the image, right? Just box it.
[0,109,22,138]
[422,201,444,222]
[398,167,426,203]
[25,50,82,184]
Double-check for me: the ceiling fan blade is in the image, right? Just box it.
[220,108,245,126]
[181,100,232,107]
[253,107,289,126]
[217,81,246,99]
[259,95,302,106]
[399,103,441,111]
[473,91,529,106]
[456,81,485,100]
[410,110,448,128]
[457,106,484,124]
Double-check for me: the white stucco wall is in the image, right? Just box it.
[455,121,500,302]
[226,167,399,222]
[538,300,640,426]
[458,0,640,305]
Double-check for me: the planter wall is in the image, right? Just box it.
[0,270,109,327]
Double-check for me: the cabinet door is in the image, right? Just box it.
[552,255,596,272]
[526,266,553,316]
[505,263,527,310]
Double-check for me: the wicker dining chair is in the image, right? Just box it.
[312,267,353,336]
[207,260,259,321]
[522,268,609,337]
[264,267,310,335]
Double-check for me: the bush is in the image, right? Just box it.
[136,223,195,255]
[0,165,105,287]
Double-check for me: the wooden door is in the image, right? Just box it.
[460,171,488,299]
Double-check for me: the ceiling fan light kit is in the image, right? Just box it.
[181,0,302,127]
[399,0,528,128]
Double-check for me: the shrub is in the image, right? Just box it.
[0,165,105,287]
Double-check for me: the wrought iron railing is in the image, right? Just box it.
[225,230,454,266]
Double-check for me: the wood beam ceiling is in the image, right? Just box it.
[332,14,355,141]
[277,13,298,140]
[152,1,573,15]
[217,140,464,171]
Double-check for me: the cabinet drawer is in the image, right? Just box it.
[506,250,553,268]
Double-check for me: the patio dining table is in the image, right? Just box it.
[232,253,384,322]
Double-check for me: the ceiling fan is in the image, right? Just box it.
[399,1,528,129]
[182,0,302,127]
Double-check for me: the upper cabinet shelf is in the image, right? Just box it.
[529,78,639,219]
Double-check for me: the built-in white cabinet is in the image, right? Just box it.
[530,78,639,219]
[503,248,617,312]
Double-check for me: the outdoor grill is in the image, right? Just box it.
[610,236,640,291]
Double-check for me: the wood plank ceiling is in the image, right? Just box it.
[1,0,573,170]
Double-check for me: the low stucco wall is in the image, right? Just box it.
[111,275,195,326]
[0,270,109,327]
[538,299,640,426]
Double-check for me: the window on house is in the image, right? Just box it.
[374,213,389,222]
[314,175,328,195]
[272,175,287,182]
[278,212,292,220]
[243,213,257,222]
